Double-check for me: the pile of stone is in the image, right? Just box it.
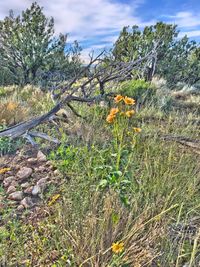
[0,151,59,212]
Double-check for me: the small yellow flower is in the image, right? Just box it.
[125,110,135,117]
[6,102,18,111]
[106,114,115,123]
[111,242,124,254]
[48,194,61,206]
[0,168,11,174]
[114,95,124,103]
[133,127,142,133]
[110,108,119,115]
[124,96,136,105]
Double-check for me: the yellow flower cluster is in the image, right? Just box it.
[114,95,136,105]
[133,127,142,133]
[111,241,124,254]
[106,95,136,123]
[6,102,18,111]
[0,168,11,174]
[48,194,61,206]
[106,107,119,123]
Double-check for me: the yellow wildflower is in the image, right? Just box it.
[7,102,18,111]
[114,95,124,103]
[111,242,124,254]
[124,96,136,105]
[0,168,11,174]
[48,194,61,206]
[110,108,119,115]
[133,127,142,133]
[106,114,115,123]
[125,110,135,117]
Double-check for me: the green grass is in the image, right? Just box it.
[0,92,199,266]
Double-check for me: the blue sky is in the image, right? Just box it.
[0,0,200,60]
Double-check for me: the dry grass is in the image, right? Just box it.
[0,85,53,126]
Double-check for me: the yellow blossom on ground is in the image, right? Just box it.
[110,108,119,115]
[133,127,142,133]
[7,102,18,111]
[106,114,115,123]
[125,110,135,117]
[124,96,136,105]
[0,168,11,174]
[48,194,61,206]
[111,242,124,254]
[114,95,124,103]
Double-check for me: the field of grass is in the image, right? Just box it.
[0,83,199,266]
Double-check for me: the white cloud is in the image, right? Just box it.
[1,1,199,58]
[0,0,154,60]
[179,30,200,38]
[0,0,149,43]
[165,11,200,28]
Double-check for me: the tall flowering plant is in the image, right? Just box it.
[99,95,141,206]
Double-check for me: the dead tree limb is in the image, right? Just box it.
[0,48,157,143]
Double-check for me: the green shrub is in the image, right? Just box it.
[118,79,155,104]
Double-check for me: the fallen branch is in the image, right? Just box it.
[161,134,200,154]
[0,48,157,142]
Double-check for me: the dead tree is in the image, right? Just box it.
[0,48,157,145]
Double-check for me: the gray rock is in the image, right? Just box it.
[37,151,47,162]
[32,185,41,196]
[17,205,24,211]
[3,176,15,187]
[8,191,23,201]
[27,158,37,164]
[17,167,33,180]
[38,166,45,172]
[6,185,16,194]
[21,182,30,189]
[37,177,48,186]
[53,169,60,176]
[20,197,34,209]
[24,186,33,194]
[32,178,49,196]
[9,181,19,190]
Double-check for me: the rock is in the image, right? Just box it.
[3,176,15,187]
[37,177,48,186]
[8,191,23,201]
[32,185,41,196]
[17,167,33,181]
[53,169,60,176]
[20,197,34,209]
[27,158,37,164]
[6,185,16,194]
[10,181,19,187]
[21,182,30,189]
[17,205,24,211]
[6,171,13,176]
[24,186,33,194]
[0,202,5,211]
[37,151,47,162]
[48,165,55,171]
[32,178,49,196]
[38,166,46,172]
